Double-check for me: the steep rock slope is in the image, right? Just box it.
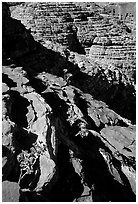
[2,3,136,202]
[10,2,136,124]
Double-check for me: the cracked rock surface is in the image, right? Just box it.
[2,2,136,202]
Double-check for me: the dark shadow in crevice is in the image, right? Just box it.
[72,132,136,202]
[19,190,50,202]
[2,145,17,182]
[5,159,20,183]
[71,71,136,124]
[27,75,47,93]
[2,73,17,87]
[10,90,30,128]
[81,157,135,202]
[13,127,38,151]
[45,143,84,202]
[2,4,136,202]
[106,83,136,124]
[42,92,69,119]
[73,89,104,132]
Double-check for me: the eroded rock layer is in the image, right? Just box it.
[10,2,136,123]
[2,2,136,202]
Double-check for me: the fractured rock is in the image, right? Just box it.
[2,2,136,202]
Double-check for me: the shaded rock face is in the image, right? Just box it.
[2,3,136,202]
[71,67,136,124]
[2,3,36,60]
[66,25,86,54]
[10,2,136,124]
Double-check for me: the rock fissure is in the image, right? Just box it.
[2,2,136,202]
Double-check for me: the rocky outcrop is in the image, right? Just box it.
[2,3,136,202]
[9,2,136,124]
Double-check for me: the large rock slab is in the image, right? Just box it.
[35,154,57,192]
[100,126,136,158]
[2,181,20,202]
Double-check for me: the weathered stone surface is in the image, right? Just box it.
[2,181,20,202]
[35,154,56,191]
[99,126,136,195]
[2,83,9,94]
[75,185,93,202]
[2,2,136,202]
[2,119,13,146]
[100,126,136,158]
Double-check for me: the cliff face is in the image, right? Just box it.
[2,3,136,202]
[10,2,136,123]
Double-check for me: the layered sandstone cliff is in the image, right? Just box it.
[2,2,136,202]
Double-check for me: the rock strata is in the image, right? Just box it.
[2,2,136,202]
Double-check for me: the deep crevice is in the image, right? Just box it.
[72,133,136,202]
[10,90,30,128]
[2,73,17,87]
[45,143,84,202]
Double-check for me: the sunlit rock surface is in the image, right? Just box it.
[2,2,136,202]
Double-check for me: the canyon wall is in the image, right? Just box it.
[2,2,136,202]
